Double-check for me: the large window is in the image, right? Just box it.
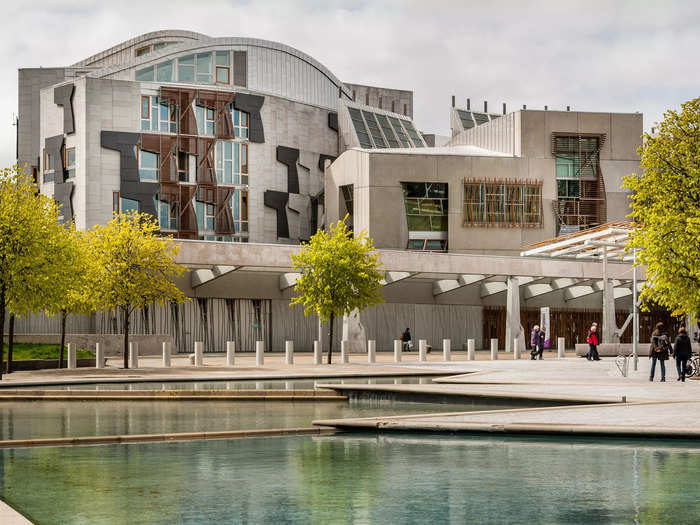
[43,149,55,183]
[156,197,179,231]
[557,179,580,200]
[195,105,215,135]
[177,53,214,84]
[232,109,249,138]
[402,182,448,251]
[177,55,195,82]
[156,60,173,82]
[138,149,159,181]
[140,96,177,133]
[215,141,248,185]
[64,147,75,179]
[232,189,248,233]
[463,179,542,227]
[215,51,230,84]
[195,200,215,232]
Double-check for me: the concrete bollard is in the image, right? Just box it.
[368,340,376,363]
[194,341,204,367]
[313,340,322,365]
[129,342,138,369]
[340,340,349,364]
[255,341,264,366]
[285,340,294,365]
[226,341,235,367]
[557,337,566,359]
[443,339,451,361]
[95,343,104,369]
[419,339,428,362]
[513,338,520,360]
[162,342,171,368]
[394,340,402,362]
[467,339,475,360]
[67,343,77,369]
[490,338,498,360]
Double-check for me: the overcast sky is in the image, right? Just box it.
[2,0,699,167]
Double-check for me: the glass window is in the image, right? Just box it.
[216,51,230,66]
[156,60,173,82]
[135,66,154,82]
[141,96,176,133]
[196,52,212,83]
[402,120,424,147]
[113,191,120,214]
[375,114,400,148]
[153,42,168,51]
[178,55,195,82]
[43,149,55,183]
[139,149,159,181]
[156,197,178,231]
[140,96,150,120]
[388,116,411,147]
[361,111,387,148]
[65,147,76,179]
[195,105,215,135]
[216,67,230,84]
[464,179,542,227]
[232,108,249,138]
[135,46,151,57]
[215,140,235,185]
[195,200,215,231]
[120,197,139,213]
[555,155,577,179]
[231,189,249,233]
[402,183,448,242]
[347,107,372,148]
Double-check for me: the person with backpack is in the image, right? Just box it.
[530,325,541,360]
[649,322,670,382]
[400,327,412,352]
[586,323,600,361]
[673,326,693,382]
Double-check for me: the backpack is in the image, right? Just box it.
[659,335,672,354]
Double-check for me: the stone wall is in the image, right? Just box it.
[3,334,173,356]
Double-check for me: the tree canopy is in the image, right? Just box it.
[290,218,384,363]
[624,96,700,317]
[87,211,186,368]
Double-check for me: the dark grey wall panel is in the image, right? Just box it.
[233,51,247,87]
[276,146,300,194]
[101,131,158,217]
[328,112,338,132]
[233,93,264,143]
[318,154,336,172]
[54,84,75,135]
[264,190,289,239]
[46,134,73,223]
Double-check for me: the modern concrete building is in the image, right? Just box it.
[15,31,659,354]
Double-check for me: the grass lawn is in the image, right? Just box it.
[1,343,94,361]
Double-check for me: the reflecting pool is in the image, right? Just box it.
[1,434,699,524]
[9,375,439,391]
[0,399,505,440]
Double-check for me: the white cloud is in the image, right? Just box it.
[2,0,698,167]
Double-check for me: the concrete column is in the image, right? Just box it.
[490,338,498,360]
[129,342,138,369]
[513,338,520,360]
[285,340,294,365]
[602,247,618,343]
[342,309,367,354]
[557,337,566,359]
[313,340,322,365]
[505,276,525,353]
[226,341,235,367]
[318,317,328,356]
[443,339,451,361]
[255,340,264,366]
[393,340,402,362]
[367,340,376,363]
[340,340,349,363]
[95,343,104,369]
[162,342,171,368]
[194,341,204,367]
[67,343,76,369]
[419,340,427,362]
[467,339,475,360]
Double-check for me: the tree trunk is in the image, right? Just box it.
[7,314,14,374]
[59,309,67,369]
[122,307,130,370]
[0,283,5,380]
[327,312,335,365]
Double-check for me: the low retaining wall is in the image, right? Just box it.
[2,334,173,356]
[4,359,96,371]
[575,342,700,357]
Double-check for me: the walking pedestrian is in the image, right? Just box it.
[400,327,412,352]
[674,326,692,382]
[649,322,670,382]
[586,323,600,361]
[530,325,541,360]
[537,328,546,360]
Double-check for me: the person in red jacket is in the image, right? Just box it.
[586,323,600,361]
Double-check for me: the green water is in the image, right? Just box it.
[0,400,501,440]
[1,434,699,524]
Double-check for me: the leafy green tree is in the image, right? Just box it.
[44,227,97,368]
[87,211,186,368]
[290,218,384,364]
[624,97,700,317]
[0,165,67,376]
